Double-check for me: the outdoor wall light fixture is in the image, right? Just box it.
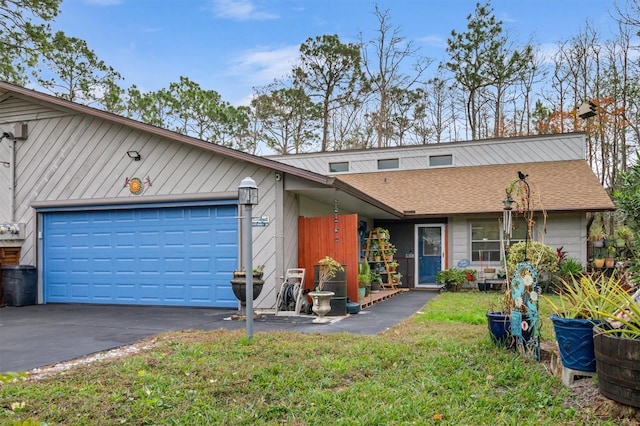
[126,150,141,161]
[0,131,15,142]
[0,132,14,167]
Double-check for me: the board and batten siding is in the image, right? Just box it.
[270,134,586,175]
[1,95,282,308]
[449,213,587,274]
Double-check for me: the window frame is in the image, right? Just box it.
[328,161,349,173]
[469,218,527,263]
[377,158,399,170]
[429,154,453,167]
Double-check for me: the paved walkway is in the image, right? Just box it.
[0,290,437,373]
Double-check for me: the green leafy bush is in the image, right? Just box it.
[506,241,558,277]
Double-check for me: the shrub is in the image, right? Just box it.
[506,241,558,277]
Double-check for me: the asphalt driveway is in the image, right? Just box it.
[0,290,437,373]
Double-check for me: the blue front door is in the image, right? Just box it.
[43,203,238,307]
[416,225,444,285]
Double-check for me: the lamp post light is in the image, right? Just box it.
[238,177,258,339]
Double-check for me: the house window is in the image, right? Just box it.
[429,154,452,167]
[329,162,349,173]
[470,219,526,262]
[378,158,399,170]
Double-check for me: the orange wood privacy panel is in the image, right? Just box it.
[298,214,359,302]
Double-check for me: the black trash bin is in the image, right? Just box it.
[2,265,37,306]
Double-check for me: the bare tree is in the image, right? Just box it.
[360,5,432,148]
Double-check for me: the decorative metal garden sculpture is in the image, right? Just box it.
[510,261,540,360]
[502,171,542,361]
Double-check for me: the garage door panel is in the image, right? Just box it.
[44,204,238,307]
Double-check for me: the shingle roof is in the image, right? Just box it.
[336,160,614,217]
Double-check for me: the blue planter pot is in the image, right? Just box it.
[487,312,510,343]
[551,315,599,372]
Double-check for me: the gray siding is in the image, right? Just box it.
[450,213,587,275]
[0,139,11,221]
[2,96,282,308]
[271,134,586,175]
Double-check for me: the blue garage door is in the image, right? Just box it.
[43,203,238,307]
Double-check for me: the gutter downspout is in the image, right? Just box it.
[9,137,15,221]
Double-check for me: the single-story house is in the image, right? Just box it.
[0,82,614,309]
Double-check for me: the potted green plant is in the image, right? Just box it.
[383,244,396,262]
[370,241,381,261]
[309,256,344,321]
[230,265,265,306]
[591,287,640,408]
[599,153,640,407]
[593,247,606,269]
[550,257,583,293]
[370,272,382,293]
[543,273,622,375]
[605,243,617,268]
[358,262,371,302]
[435,267,467,292]
[463,268,477,282]
[388,260,399,272]
[613,225,633,247]
[589,220,607,248]
[375,227,390,240]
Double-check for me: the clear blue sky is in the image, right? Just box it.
[55,0,620,106]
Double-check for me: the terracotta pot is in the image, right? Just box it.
[593,258,605,268]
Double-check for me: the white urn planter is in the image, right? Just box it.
[309,291,335,323]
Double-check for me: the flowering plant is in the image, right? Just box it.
[316,256,344,291]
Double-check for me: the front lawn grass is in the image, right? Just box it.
[0,291,613,425]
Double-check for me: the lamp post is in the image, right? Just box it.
[238,177,258,339]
